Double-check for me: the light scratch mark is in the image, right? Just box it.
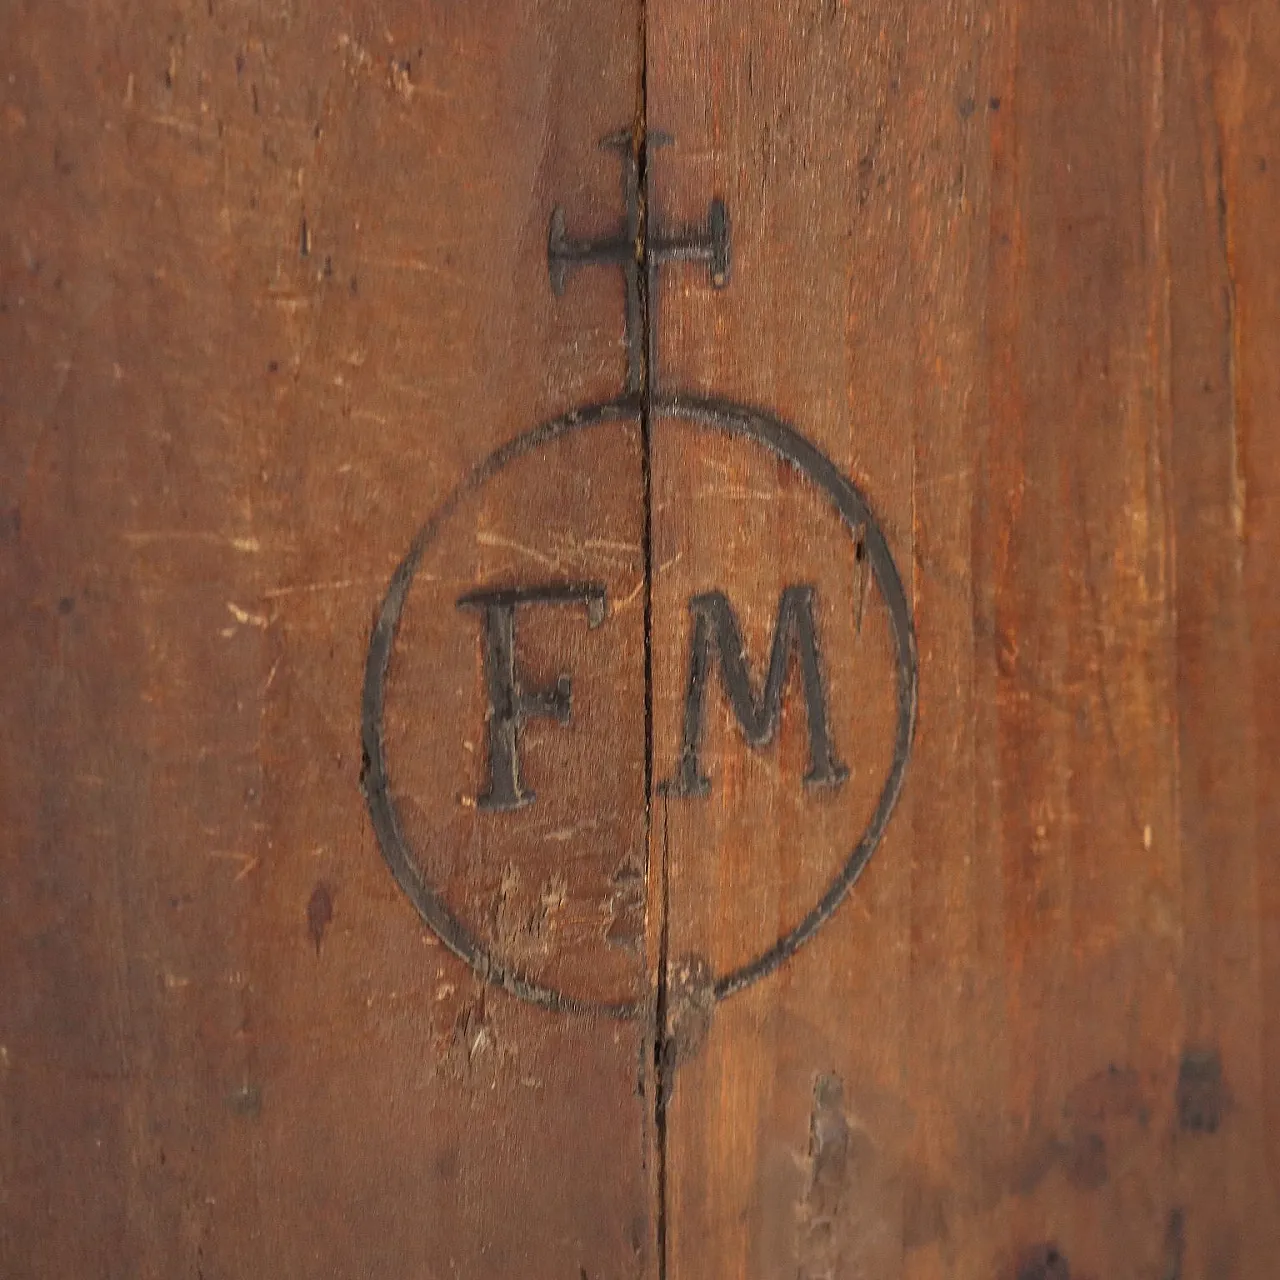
[475,531,561,570]
[262,578,384,599]
[209,851,260,883]
[226,602,269,627]
[121,531,260,552]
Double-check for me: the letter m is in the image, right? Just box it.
[670,586,849,797]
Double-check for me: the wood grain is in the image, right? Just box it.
[0,2,650,1277]
[3,0,1279,1277]
[647,1,1280,1277]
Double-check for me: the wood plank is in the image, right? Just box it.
[646,1,1280,1277]
[0,3,651,1276]
[5,0,1280,1274]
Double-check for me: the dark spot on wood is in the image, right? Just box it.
[1064,1063,1148,1126]
[349,275,359,297]
[57,596,74,615]
[1177,1048,1225,1133]
[299,216,311,258]
[1061,1128,1108,1189]
[989,95,1002,110]
[227,1083,262,1119]
[307,882,333,954]
[433,1146,458,1181]
[1015,1243,1070,1280]
[856,153,875,206]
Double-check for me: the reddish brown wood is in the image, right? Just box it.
[0,3,650,1276]
[647,1,1280,1277]
[4,0,1280,1276]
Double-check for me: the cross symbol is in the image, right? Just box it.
[548,130,731,397]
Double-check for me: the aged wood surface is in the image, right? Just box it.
[3,0,1279,1278]
[0,3,650,1277]
[649,1,1280,1278]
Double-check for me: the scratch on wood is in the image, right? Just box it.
[209,851,260,883]
[226,601,269,627]
[121,531,261,552]
[474,530,562,570]
[262,578,383,598]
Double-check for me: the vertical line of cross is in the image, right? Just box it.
[547,131,731,400]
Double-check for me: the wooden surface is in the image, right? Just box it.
[3,1,1279,1278]
[1,4,650,1277]
[650,2,1280,1278]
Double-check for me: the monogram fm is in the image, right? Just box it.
[362,130,918,1030]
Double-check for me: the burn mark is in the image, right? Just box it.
[1176,1049,1226,1133]
[307,882,333,953]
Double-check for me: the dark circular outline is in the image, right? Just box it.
[361,393,918,1020]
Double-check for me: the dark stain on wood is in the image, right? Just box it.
[1162,1209,1185,1280]
[306,882,333,955]
[1015,1243,1070,1280]
[1176,1048,1226,1134]
[227,1083,262,1121]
